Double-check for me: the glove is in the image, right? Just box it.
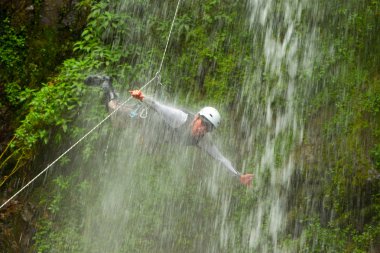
[240,173,254,187]
[129,90,144,101]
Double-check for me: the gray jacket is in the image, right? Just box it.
[143,97,241,177]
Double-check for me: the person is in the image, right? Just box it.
[85,75,254,186]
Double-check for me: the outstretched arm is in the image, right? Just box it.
[129,90,187,128]
[197,138,254,186]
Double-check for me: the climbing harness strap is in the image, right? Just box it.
[129,102,148,119]
[0,0,182,210]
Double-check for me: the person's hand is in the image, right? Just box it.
[240,173,254,187]
[129,90,144,101]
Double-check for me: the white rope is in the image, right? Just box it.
[0,0,182,209]
[157,0,182,74]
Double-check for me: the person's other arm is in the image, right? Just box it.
[197,137,254,186]
[197,138,240,176]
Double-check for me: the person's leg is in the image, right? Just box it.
[84,75,118,105]
[84,75,135,118]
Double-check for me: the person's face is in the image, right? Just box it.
[191,115,214,137]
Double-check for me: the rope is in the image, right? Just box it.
[0,0,182,210]
[157,0,182,74]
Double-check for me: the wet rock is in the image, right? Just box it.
[21,203,34,222]
[0,0,89,251]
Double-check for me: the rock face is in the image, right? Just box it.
[0,0,85,28]
[0,0,88,251]
[0,0,34,26]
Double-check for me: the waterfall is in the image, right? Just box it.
[238,0,319,251]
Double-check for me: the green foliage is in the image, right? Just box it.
[300,216,380,253]
[32,175,86,253]
[163,0,250,103]
[0,18,26,81]
[13,81,82,149]
[4,82,36,107]
[0,57,89,188]
[292,1,380,251]
[304,220,351,252]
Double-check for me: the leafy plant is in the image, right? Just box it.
[0,18,26,81]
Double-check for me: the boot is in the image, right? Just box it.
[84,75,118,104]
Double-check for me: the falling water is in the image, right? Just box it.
[239,0,319,252]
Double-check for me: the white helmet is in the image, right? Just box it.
[198,107,221,128]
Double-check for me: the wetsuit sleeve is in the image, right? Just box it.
[142,97,188,128]
[197,136,241,177]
